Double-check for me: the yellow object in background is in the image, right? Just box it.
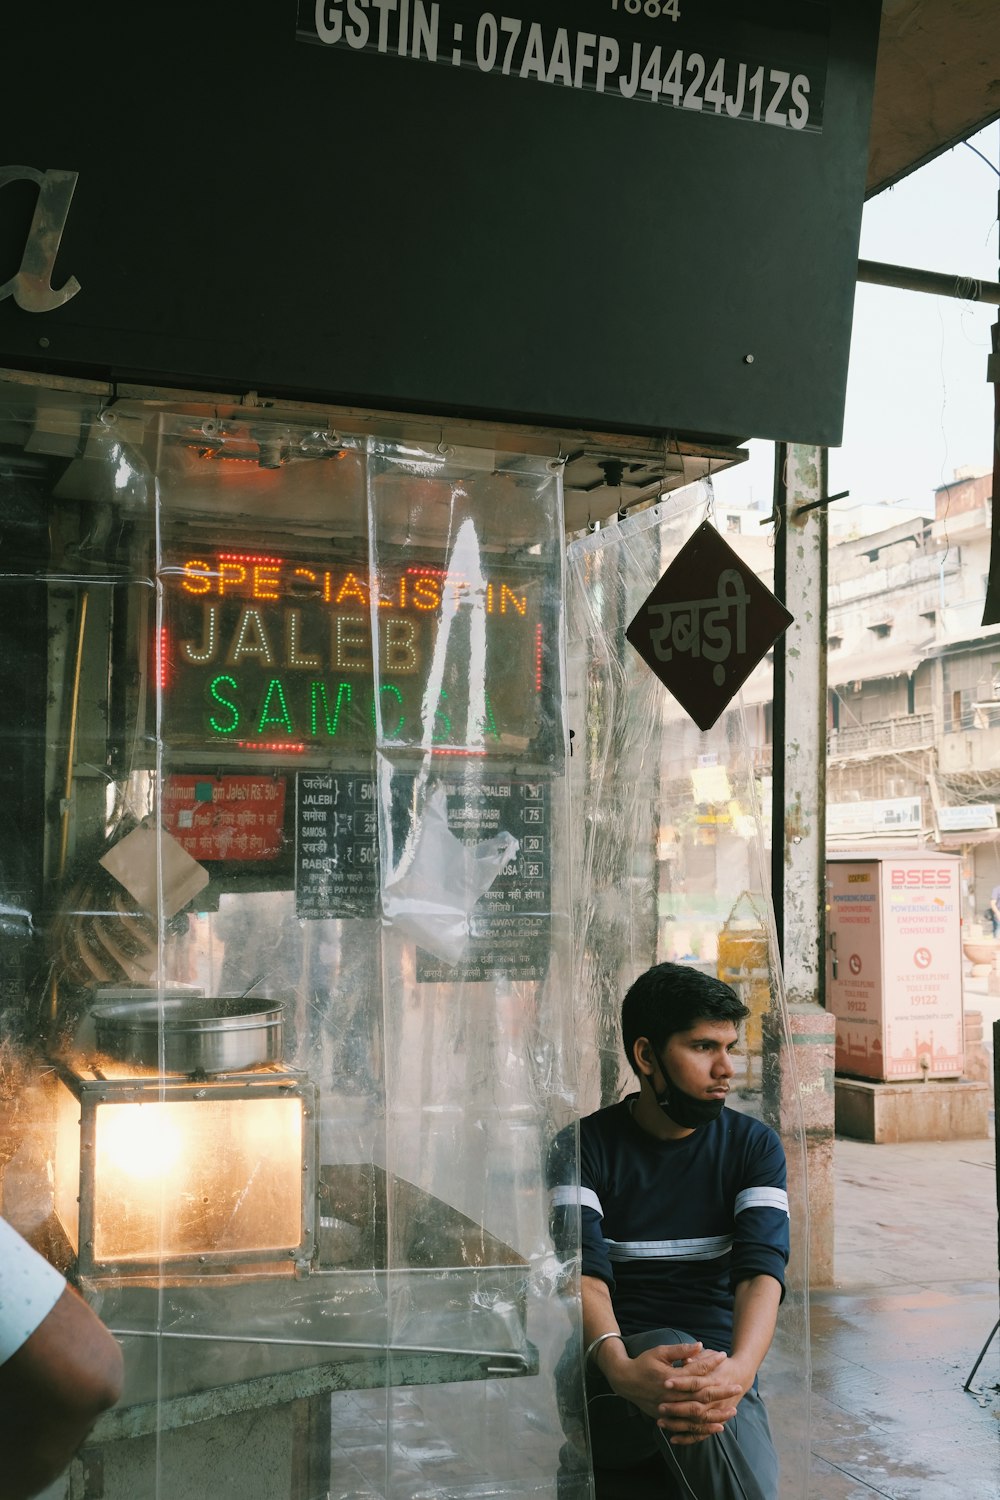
[717,893,772,1080]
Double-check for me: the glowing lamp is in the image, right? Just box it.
[54,1065,317,1281]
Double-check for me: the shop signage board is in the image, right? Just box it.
[936,804,997,833]
[162,775,287,862]
[158,543,555,762]
[0,1,880,445]
[827,797,923,838]
[626,521,793,730]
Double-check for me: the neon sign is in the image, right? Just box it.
[158,548,554,758]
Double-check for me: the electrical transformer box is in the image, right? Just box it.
[826,851,964,1082]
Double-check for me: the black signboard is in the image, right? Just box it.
[0,1,880,446]
[159,542,557,761]
[294,769,551,981]
[413,778,551,985]
[295,772,379,918]
[626,522,792,731]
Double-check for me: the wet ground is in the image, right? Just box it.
[804,1131,999,1499]
[326,1129,999,1499]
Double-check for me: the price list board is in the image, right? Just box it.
[294,771,552,981]
[294,772,378,919]
[414,779,551,985]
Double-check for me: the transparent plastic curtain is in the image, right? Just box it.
[0,398,581,1500]
[0,400,156,1211]
[143,418,388,1500]
[565,484,812,1500]
[0,396,162,1488]
[367,439,577,1500]
[42,411,381,1500]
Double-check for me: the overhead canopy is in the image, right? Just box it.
[1,1,998,536]
[868,0,1000,195]
[936,828,1000,850]
[828,640,933,687]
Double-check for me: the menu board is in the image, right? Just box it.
[414,778,551,985]
[295,772,378,919]
[294,771,551,982]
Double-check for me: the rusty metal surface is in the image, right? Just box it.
[868,0,1000,195]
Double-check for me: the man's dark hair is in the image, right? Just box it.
[621,962,751,1074]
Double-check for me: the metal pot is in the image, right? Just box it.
[91,994,284,1074]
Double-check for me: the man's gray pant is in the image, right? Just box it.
[581,1326,779,1500]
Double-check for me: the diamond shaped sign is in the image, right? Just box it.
[626,521,793,731]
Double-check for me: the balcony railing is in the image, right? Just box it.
[827,711,936,757]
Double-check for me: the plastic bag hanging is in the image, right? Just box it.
[381,781,519,964]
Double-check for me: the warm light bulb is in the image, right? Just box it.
[97,1103,183,1181]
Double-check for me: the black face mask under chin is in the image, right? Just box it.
[651,1052,726,1128]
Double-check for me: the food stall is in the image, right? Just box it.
[0,3,882,1493]
[0,404,575,1498]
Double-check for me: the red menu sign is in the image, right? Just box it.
[162,775,287,862]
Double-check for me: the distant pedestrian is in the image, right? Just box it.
[988,884,1000,937]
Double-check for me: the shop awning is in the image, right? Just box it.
[828,640,932,687]
[936,827,1000,850]
[868,1,1000,196]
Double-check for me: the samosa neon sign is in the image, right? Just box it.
[159,549,547,755]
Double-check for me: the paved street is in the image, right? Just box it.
[323,1124,999,1499]
[800,1130,999,1499]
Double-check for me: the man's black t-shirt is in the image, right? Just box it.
[549,1098,789,1351]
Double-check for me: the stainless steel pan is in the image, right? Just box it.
[92,995,284,1074]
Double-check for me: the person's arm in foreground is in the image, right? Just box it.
[656,1273,782,1445]
[0,1284,124,1500]
[581,1273,742,1438]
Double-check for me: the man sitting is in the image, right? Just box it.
[549,962,789,1500]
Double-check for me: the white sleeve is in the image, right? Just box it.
[0,1215,66,1365]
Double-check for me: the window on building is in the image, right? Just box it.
[868,621,892,638]
[828,634,843,650]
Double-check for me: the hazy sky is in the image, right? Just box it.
[713,121,1000,520]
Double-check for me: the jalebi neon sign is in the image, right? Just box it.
[159,549,549,756]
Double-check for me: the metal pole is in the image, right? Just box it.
[857,258,1000,305]
[772,442,836,1286]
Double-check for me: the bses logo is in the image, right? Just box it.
[890,868,951,888]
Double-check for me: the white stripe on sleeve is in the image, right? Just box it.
[734,1187,789,1218]
[549,1186,604,1217]
[606,1234,734,1263]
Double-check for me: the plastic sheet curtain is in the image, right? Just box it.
[366,440,577,1500]
[0,400,578,1500]
[565,485,812,1500]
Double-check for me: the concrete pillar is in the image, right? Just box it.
[771,443,836,1287]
